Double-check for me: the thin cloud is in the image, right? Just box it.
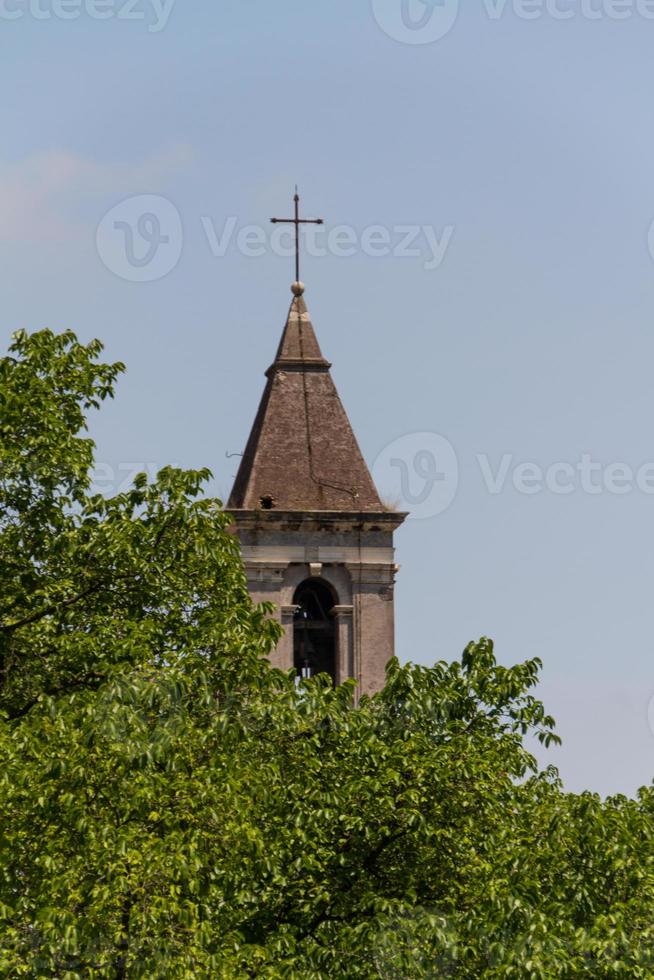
[0,146,193,243]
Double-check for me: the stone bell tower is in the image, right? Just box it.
[228,279,405,698]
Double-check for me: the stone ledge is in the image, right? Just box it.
[229,509,408,533]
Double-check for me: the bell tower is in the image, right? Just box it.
[228,278,405,697]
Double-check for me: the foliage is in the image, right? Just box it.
[0,330,652,978]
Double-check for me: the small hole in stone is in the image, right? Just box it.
[260,494,275,510]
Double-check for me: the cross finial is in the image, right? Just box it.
[271,188,324,290]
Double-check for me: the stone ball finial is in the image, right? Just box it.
[291,281,305,296]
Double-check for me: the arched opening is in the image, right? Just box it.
[293,578,337,684]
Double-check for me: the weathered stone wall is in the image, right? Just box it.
[235,515,402,696]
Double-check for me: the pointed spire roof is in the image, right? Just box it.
[270,288,331,371]
[228,284,385,513]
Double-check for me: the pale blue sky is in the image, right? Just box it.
[3,1,654,794]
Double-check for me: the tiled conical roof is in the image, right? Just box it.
[228,287,384,513]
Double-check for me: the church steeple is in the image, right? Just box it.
[228,192,404,698]
[228,283,384,513]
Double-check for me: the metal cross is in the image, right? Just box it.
[271,188,324,284]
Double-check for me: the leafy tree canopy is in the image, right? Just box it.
[0,330,652,978]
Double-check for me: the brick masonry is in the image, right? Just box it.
[228,287,406,696]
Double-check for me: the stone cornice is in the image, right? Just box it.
[228,509,408,533]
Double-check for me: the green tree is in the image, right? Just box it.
[0,330,652,978]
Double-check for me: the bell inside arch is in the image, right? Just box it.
[293,579,337,685]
